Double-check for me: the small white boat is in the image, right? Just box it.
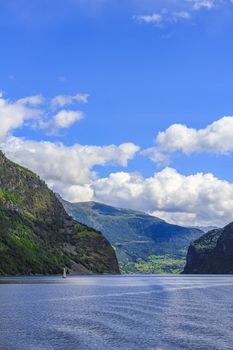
[62,267,67,279]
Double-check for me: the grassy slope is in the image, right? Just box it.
[0,152,119,275]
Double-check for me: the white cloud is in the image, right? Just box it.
[133,0,224,27]
[1,91,233,228]
[53,110,84,128]
[2,134,233,226]
[134,11,191,25]
[190,0,215,10]
[0,93,42,141]
[90,167,233,227]
[17,95,44,106]
[1,135,140,199]
[51,93,89,108]
[0,92,90,137]
[144,116,233,162]
[133,13,163,24]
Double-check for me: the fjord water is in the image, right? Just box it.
[0,275,233,350]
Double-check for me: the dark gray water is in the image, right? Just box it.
[0,275,233,350]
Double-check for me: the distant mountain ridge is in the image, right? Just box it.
[189,226,219,233]
[0,151,119,275]
[59,198,203,273]
[184,222,233,274]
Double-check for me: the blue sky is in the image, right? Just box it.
[1,0,233,226]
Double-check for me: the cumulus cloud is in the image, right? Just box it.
[53,110,84,128]
[0,92,88,137]
[51,93,89,108]
[144,116,233,163]
[0,93,42,141]
[0,91,140,209]
[1,135,140,199]
[1,91,233,228]
[91,167,233,227]
[2,134,233,226]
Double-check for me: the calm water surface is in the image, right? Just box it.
[0,275,233,350]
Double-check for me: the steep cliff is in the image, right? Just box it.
[0,151,119,275]
[184,223,233,274]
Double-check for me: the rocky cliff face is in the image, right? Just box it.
[184,223,233,274]
[0,151,119,275]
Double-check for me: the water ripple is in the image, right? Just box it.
[1,275,233,349]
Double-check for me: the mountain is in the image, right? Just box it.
[0,151,119,275]
[184,223,233,274]
[58,199,203,273]
[189,226,219,233]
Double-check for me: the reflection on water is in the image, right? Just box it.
[0,275,233,350]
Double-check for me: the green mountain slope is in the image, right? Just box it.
[59,199,203,273]
[184,223,233,274]
[0,151,119,275]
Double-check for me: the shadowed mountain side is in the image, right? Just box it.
[184,223,233,274]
